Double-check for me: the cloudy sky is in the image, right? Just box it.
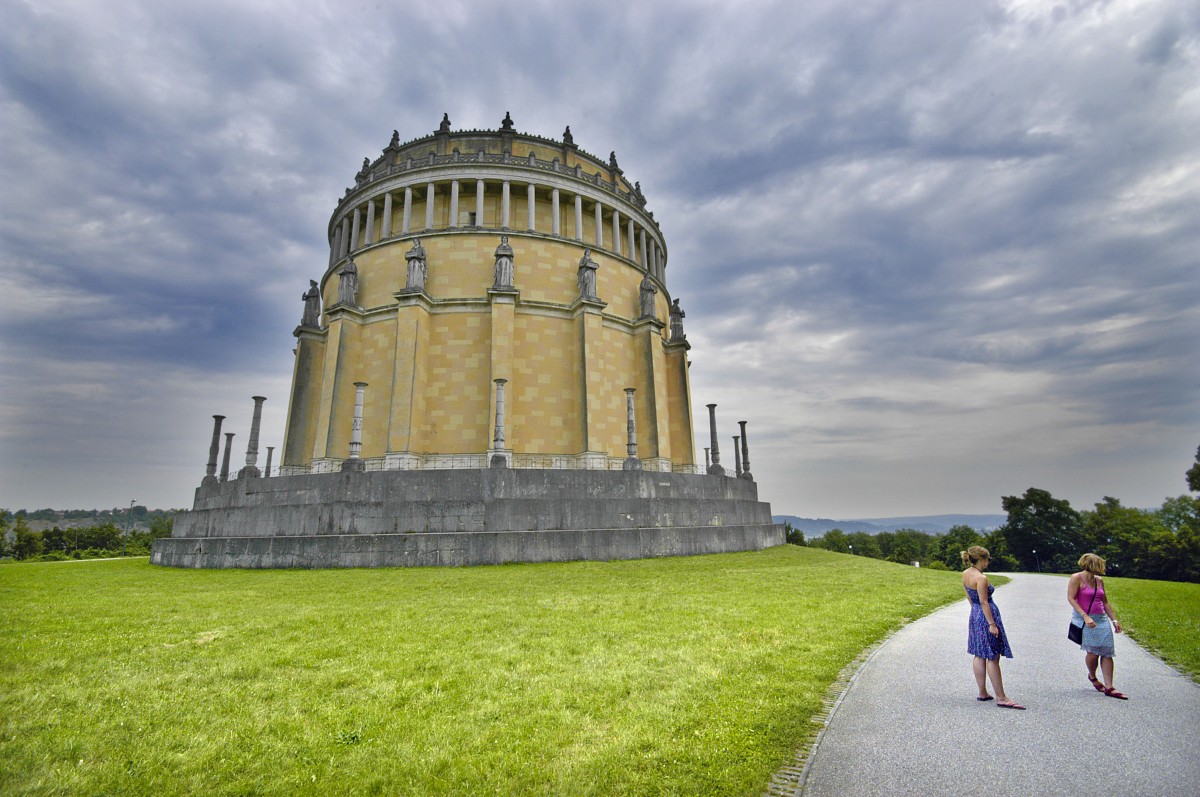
[2,0,1197,519]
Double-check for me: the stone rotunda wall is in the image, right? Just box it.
[283,114,694,474]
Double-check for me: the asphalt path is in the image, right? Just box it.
[792,573,1200,797]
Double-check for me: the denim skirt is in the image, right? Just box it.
[1073,611,1115,657]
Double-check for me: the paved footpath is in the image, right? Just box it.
[792,573,1200,797]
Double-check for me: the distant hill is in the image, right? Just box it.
[774,514,1007,535]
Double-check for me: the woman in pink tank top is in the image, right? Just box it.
[1067,552,1126,699]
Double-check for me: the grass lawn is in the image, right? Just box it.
[0,547,966,796]
[1107,576,1200,682]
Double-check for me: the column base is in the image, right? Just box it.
[622,457,643,471]
[342,459,366,472]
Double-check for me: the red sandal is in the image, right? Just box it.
[1103,687,1128,700]
[1088,675,1105,692]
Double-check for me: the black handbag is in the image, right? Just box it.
[1068,578,1099,644]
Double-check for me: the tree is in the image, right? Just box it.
[999,488,1083,572]
[12,517,43,560]
[936,525,984,569]
[878,529,937,566]
[784,522,806,546]
[845,531,882,559]
[811,529,849,553]
[1080,497,1169,579]
[1187,445,1200,493]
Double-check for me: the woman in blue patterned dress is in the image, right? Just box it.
[962,546,1025,709]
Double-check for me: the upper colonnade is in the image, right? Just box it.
[326,113,669,284]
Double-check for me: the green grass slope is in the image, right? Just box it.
[1107,576,1200,682]
[1,547,964,796]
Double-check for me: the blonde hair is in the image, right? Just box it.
[1078,552,1106,575]
[961,546,990,568]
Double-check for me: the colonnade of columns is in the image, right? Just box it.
[328,178,667,282]
[202,392,754,484]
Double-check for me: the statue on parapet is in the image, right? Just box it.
[669,297,686,340]
[639,272,657,319]
[493,235,515,290]
[338,256,359,306]
[405,238,428,291]
[577,249,599,300]
[301,280,321,327]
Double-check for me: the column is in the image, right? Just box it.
[475,180,485,227]
[738,420,753,481]
[704,447,711,471]
[627,219,636,261]
[594,201,603,246]
[501,181,510,229]
[238,395,267,479]
[490,378,508,468]
[706,404,724,475]
[202,414,225,486]
[613,209,621,256]
[449,180,459,228]
[640,228,648,270]
[328,230,338,267]
[527,184,536,231]
[551,189,560,235]
[339,217,350,259]
[365,199,376,244]
[381,192,393,238]
[424,182,435,229]
[343,381,367,472]
[733,436,742,478]
[220,432,235,482]
[264,446,274,478]
[623,388,641,470]
[402,187,412,234]
[574,194,583,241]
[350,208,361,251]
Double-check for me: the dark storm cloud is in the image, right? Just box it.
[1,0,1197,516]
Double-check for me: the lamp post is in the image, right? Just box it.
[848,544,854,557]
[1033,549,1040,573]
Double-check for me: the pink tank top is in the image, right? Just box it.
[1077,579,1106,615]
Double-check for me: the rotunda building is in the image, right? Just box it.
[152,115,782,569]
[283,114,693,473]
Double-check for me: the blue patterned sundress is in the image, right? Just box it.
[966,585,1013,659]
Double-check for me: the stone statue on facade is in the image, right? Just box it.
[301,280,321,327]
[405,238,428,291]
[338,257,359,306]
[639,273,657,319]
[669,298,686,340]
[577,248,599,300]
[493,235,515,290]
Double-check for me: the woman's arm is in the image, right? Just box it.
[976,573,999,634]
[1099,577,1122,633]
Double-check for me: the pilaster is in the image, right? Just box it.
[387,291,432,454]
[282,326,327,467]
[574,297,609,458]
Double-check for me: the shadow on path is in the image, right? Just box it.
[787,573,1200,797]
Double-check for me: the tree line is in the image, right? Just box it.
[0,510,174,561]
[792,445,1200,583]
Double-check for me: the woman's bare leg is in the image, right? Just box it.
[973,656,989,697]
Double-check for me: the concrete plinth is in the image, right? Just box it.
[151,468,784,569]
